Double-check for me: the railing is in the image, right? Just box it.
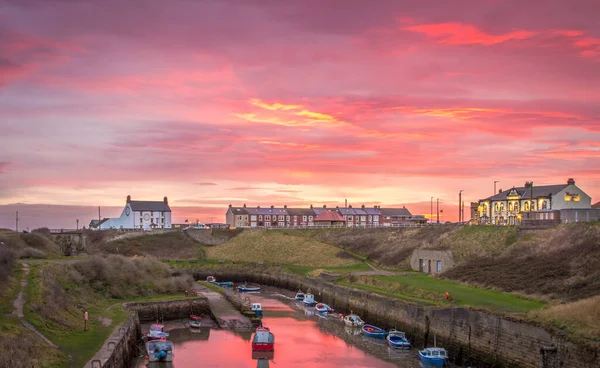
[234,223,431,230]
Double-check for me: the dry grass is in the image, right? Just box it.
[205,231,361,267]
[0,322,65,368]
[531,295,600,341]
[0,231,62,259]
[91,231,203,259]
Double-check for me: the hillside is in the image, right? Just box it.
[89,231,204,259]
[0,228,62,258]
[204,230,362,267]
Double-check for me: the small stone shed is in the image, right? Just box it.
[410,249,455,274]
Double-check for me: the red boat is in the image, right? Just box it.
[251,327,275,351]
[189,314,202,328]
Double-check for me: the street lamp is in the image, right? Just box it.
[430,197,433,224]
[459,190,464,223]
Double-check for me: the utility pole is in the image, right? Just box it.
[436,198,439,223]
[459,190,464,223]
[494,181,499,195]
[76,219,79,230]
[462,200,465,224]
[98,206,101,230]
[16,211,19,232]
[430,197,433,224]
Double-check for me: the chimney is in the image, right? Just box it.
[349,205,353,208]
[257,206,260,209]
[271,205,274,209]
[361,204,365,209]
[567,178,575,185]
[126,195,131,203]
[243,204,246,208]
[284,205,287,209]
[323,204,326,208]
[374,205,377,209]
[499,189,502,194]
[163,196,168,204]
[229,204,232,208]
[524,181,532,188]
[310,204,313,209]
[336,206,339,209]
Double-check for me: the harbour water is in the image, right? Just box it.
[135,287,424,367]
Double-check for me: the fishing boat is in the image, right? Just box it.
[206,276,216,283]
[387,330,411,349]
[252,303,263,316]
[146,339,174,362]
[418,347,448,366]
[251,326,275,351]
[315,303,333,314]
[295,290,305,301]
[343,314,365,327]
[362,324,387,339]
[215,281,233,287]
[189,314,202,328]
[303,293,316,306]
[146,323,169,341]
[238,284,261,292]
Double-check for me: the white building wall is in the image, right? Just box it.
[100,204,172,230]
[553,185,592,210]
[102,204,135,229]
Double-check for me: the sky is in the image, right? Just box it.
[1,0,599,230]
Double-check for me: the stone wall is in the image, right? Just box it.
[125,297,210,321]
[85,314,141,368]
[410,249,456,274]
[190,269,599,368]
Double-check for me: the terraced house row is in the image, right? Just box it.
[225,204,427,228]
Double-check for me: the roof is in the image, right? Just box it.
[337,208,356,215]
[380,208,412,217]
[353,208,368,215]
[313,210,346,222]
[246,207,288,216]
[228,207,248,215]
[363,207,382,215]
[285,208,316,216]
[89,218,109,228]
[592,201,600,209]
[129,200,171,212]
[482,184,568,201]
[312,207,329,215]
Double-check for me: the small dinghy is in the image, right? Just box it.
[146,323,169,341]
[295,290,305,301]
[189,314,202,328]
[303,293,316,306]
[252,326,275,351]
[315,303,333,314]
[362,324,387,339]
[419,347,448,366]
[238,284,261,292]
[387,330,411,349]
[343,314,365,327]
[146,339,174,362]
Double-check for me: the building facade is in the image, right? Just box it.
[93,195,172,230]
[477,178,592,225]
[225,204,425,228]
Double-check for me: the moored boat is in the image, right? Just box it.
[362,324,387,339]
[189,314,202,328]
[252,303,263,316]
[146,323,169,341]
[238,284,261,292]
[315,303,333,314]
[418,347,448,366]
[387,330,411,349]
[206,276,216,283]
[251,326,275,351]
[146,339,174,362]
[216,281,233,287]
[343,314,364,327]
[295,290,305,301]
[303,293,316,306]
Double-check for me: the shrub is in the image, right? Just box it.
[19,247,47,259]
[0,247,16,282]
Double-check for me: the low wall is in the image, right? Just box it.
[85,314,140,368]
[125,297,210,321]
[189,269,599,368]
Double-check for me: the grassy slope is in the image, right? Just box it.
[204,230,362,267]
[0,229,63,259]
[530,295,600,342]
[91,231,203,259]
[24,257,194,368]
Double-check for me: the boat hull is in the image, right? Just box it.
[388,338,411,349]
[146,341,174,362]
[189,320,201,328]
[315,304,332,313]
[252,342,274,351]
[362,324,387,339]
[418,353,447,366]
[238,286,261,292]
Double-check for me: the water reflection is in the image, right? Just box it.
[135,287,422,367]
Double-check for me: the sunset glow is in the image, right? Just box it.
[1,0,599,229]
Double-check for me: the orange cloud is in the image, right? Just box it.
[250,98,303,111]
[405,22,536,45]
[295,110,336,121]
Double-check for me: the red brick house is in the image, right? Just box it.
[313,210,346,226]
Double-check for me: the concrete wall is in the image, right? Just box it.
[410,249,456,274]
[189,269,599,368]
[84,314,140,368]
[125,297,210,321]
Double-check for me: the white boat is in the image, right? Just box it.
[206,276,216,283]
[146,340,174,362]
[303,293,316,306]
[343,314,364,327]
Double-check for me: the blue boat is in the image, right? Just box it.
[295,291,305,301]
[362,324,387,339]
[215,281,233,287]
[238,284,261,292]
[146,340,174,362]
[315,303,333,314]
[387,330,411,349]
[418,347,448,366]
[303,293,316,306]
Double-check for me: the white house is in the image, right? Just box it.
[96,195,172,230]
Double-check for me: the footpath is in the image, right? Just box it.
[193,284,253,329]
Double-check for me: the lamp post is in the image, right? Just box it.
[459,190,464,223]
[436,198,439,224]
[430,197,433,224]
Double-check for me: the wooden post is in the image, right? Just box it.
[84,311,88,331]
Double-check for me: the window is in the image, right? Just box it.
[286,216,290,221]
[140,218,143,224]
[495,203,499,211]
[251,215,257,221]
[373,216,379,222]
[437,261,442,273]
[361,216,366,221]
[259,215,263,220]
[509,203,513,211]
[349,215,353,221]
[308,216,313,221]
[279,215,284,221]
[368,215,372,221]
[303,215,307,222]
[265,215,271,221]
[525,202,530,211]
